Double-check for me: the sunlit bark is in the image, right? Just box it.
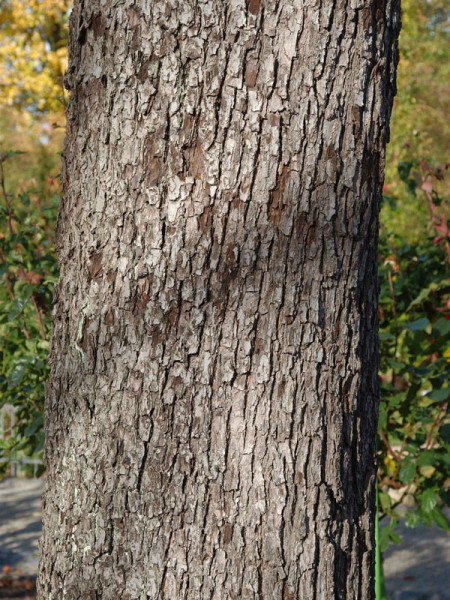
[39,1,400,598]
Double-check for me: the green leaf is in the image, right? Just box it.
[407,283,438,310]
[379,519,400,551]
[406,178,417,196]
[440,424,450,443]
[379,527,391,552]
[7,284,34,321]
[8,364,26,389]
[379,492,392,513]
[388,359,405,371]
[416,450,438,466]
[405,318,430,331]
[378,402,387,432]
[379,330,395,341]
[417,510,433,527]
[420,489,437,513]
[35,463,46,477]
[387,393,405,408]
[8,297,29,320]
[426,388,449,402]
[405,382,421,404]
[439,489,450,506]
[382,195,396,210]
[440,452,450,467]
[388,530,402,545]
[399,461,416,483]
[430,507,450,531]
[398,161,412,181]
[18,192,30,206]
[43,276,59,285]
[433,317,450,337]
[404,511,420,528]
[24,414,44,437]
[37,340,49,351]
[403,442,419,454]
[2,150,26,160]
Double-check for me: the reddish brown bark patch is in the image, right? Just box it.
[248,0,261,15]
[244,59,259,88]
[188,141,204,179]
[127,8,140,28]
[79,318,93,353]
[145,137,163,186]
[138,59,151,83]
[222,523,233,544]
[91,14,105,38]
[198,206,214,232]
[133,291,150,315]
[181,114,197,144]
[133,279,151,316]
[166,305,179,330]
[104,308,115,326]
[269,164,290,226]
[88,250,103,279]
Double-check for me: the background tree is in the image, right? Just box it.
[38,1,400,599]
[0,0,69,113]
[382,0,449,238]
[0,0,68,191]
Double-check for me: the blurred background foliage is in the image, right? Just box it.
[382,0,449,238]
[0,0,449,544]
[0,0,69,112]
[0,0,68,190]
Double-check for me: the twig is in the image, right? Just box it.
[380,428,402,461]
[378,476,405,490]
[18,264,46,341]
[386,268,401,390]
[425,402,447,449]
[0,156,14,235]
[31,293,46,341]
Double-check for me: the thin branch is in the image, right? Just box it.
[425,402,447,449]
[31,293,46,341]
[0,156,14,236]
[380,428,402,461]
[18,264,46,341]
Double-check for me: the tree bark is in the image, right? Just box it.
[38,1,400,599]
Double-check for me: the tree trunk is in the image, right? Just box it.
[38,1,400,599]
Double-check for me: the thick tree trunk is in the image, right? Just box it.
[38,1,400,599]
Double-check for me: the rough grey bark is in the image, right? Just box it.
[38,1,400,599]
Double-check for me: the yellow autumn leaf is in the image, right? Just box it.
[383,456,397,476]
